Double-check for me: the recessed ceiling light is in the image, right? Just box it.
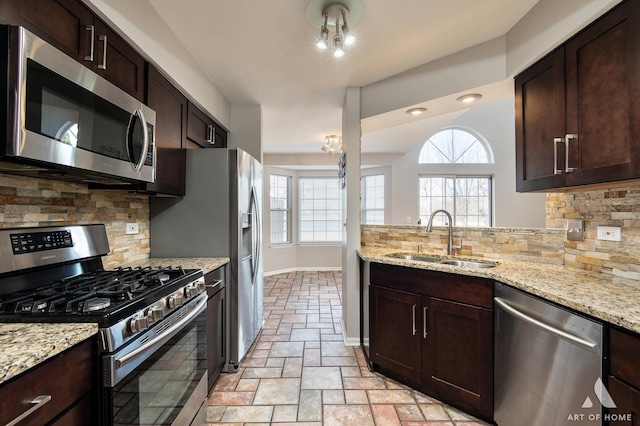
[456,93,483,103]
[406,107,427,116]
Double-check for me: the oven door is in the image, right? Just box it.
[100,293,207,426]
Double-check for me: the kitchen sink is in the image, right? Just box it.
[385,252,441,263]
[438,259,497,268]
[385,252,497,268]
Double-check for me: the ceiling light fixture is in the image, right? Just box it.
[308,1,365,58]
[321,135,343,155]
[456,93,483,103]
[406,107,428,116]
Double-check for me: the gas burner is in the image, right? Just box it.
[84,297,111,312]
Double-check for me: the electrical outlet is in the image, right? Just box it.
[125,223,139,235]
[406,216,412,224]
[597,226,621,242]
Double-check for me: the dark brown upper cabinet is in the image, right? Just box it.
[187,101,227,148]
[144,64,187,196]
[516,0,640,192]
[3,0,145,101]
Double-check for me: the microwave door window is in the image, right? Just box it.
[89,97,129,162]
[26,60,82,147]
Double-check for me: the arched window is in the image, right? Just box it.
[419,127,492,164]
[418,127,493,227]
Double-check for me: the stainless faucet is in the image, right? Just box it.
[425,209,461,255]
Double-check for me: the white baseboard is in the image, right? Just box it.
[341,318,361,347]
[264,266,342,276]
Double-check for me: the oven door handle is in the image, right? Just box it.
[115,294,207,368]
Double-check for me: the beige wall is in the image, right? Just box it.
[0,173,149,269]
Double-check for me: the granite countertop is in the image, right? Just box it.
[358,247,640,334]
[0,323,98,385]
[127,257,230,275]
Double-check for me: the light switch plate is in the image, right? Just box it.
[566,219,584,242]
[597,226,621,242]
[125,223,139,235]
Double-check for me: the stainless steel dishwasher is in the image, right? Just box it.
[494,283,604,426]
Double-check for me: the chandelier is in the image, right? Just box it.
[307,0,365,58]
[321,135,343,155]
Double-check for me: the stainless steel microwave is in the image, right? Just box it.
[0,26,155,184]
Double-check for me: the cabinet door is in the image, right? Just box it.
[369,284,421,381]
[93,19,146,101]
[187,102,225,148]
[514,48,566,192]
[16,0,94,63]
[565,0,640,186]
[0,340,93,425]
[422,297,493,421]
[207,286,226,392]
[146,65,187,196]
[608,376,639,425]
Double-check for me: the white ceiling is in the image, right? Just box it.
[147,0,540,154]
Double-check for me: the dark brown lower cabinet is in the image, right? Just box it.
[0,339,93,425]
[422,297,493,420]
[368,262,493,422]
[369,285,421,379]
[206,266,226,393]
[608,327,640,425]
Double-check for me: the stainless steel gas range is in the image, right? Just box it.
[0,224,208,426]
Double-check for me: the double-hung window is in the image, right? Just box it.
[269,174,291,244]
[361,174,384,224]
[299,177,342,243]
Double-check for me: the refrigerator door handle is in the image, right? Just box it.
[250,186,261,285]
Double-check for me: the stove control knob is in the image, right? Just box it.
[168,294,183,309]
[147,307,164,323]
[196,280,206,292]
[129,316,149,334]
[184,285,198,299]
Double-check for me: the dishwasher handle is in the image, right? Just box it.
[494,297,598,352]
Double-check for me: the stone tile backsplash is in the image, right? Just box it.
[363,184,640,281]
[3,173,640,280]
[0,173,149,269]
[546,186,640,280]
[361,225,566,265]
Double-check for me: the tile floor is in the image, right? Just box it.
[207,271,489,425]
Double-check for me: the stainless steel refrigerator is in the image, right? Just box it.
[150,148,263,372]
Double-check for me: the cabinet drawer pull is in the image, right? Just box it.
[412,304,417,336]
[98,34,108,70]
[565,134,577,173]
[553,137,563,175]
[84,25,94,61]
[6,395,52,426]
[423,307,427,339]
[206,125,214,144]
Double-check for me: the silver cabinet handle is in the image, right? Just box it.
[494,297,598,352]
[553,138,563,175]
[206,125,214,144]
[98,34,107,69]
[411,304,417,336]
[6,395,52,426]
[423,307,427,339]
[565,134,577,173]
[84,25,94,61]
